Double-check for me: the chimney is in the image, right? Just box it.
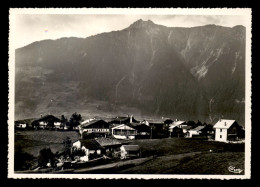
[224,122,226,126]
[176,119,178,122]
[130,115,133,123]
[40,114,42,118]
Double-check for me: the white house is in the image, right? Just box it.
[186,126,205,138]
[111,124,137,139]
[15,123,27,129]
[72,139,104,162]
[169,120,186,132]
[213,119,242,142]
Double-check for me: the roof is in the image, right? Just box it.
[33,115,61,123]
[134,124,151,132]
[213,119,236,129]
[182,126,193,130]
[80,119,109,128]
[172,120,186,126]
[169,121,186,129]
[95,138,122,147]
[81,118,95,125]
[109,116,139,124]
[78,139,104,150]
[15,118,35,124]
[190,126,206,131]
[144,119,164,124]
[111,124,136,130]
[121,145,140,151]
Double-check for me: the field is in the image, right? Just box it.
[15,130,80,157]
[14,130,245,174]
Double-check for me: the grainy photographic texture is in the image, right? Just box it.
[8,8,252,179]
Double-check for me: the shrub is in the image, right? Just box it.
[70,146,86,159]
[38,148,55,168]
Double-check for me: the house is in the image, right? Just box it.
[72,139,104,162]
[169,120,187,137]
[213,119,244,142]
[141,119,167,138]
[134,124,151,136]
[95,137,122,154]
[79,119,110,138]
[15,120,27,129]
[111,124,137,139]
[186,126,206,138]
[32,115,61,129]
[15,118,35,130]
[120,145,141,159]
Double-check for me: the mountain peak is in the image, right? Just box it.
[128,19,155,29]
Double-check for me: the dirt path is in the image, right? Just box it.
[74,156,154,173]
[74,152,203,173]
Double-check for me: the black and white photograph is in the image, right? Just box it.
[8,8,252,179]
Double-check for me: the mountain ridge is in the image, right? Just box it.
[15,20,246,125]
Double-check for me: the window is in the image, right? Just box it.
[220,129,222,132]
[220,135,222,139]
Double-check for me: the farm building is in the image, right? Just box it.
[213,119,244,142]
[72,139,104,162]
[95,137,122,154]
[79,119,110,139]
[32,115,61,129]
[111,124,137,139]
[120,145,141,159]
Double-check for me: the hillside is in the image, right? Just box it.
[15,19,246,125]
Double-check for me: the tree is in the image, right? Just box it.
[61,115,67,124]
[164,119,173,125]
[38,148,55,168]
[197,120,202,126]
[15,146,35,171]
[69,112,82,130]
[61,115,68,129]
[187,120,196,127]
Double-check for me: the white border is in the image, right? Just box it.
[8,8,252,179]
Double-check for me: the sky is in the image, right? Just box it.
[14,14,247,49]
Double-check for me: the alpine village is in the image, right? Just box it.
[15,113,245,174]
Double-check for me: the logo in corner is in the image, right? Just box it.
[228,166,243,174]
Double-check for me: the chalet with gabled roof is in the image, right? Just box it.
[213,119,244,142]
[32,115,61,129]
[111,124,137,139]
[79,119,110,138]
